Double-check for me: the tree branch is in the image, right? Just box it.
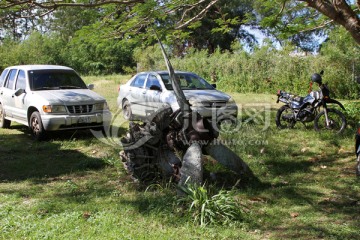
[0,0,145,10]
[298,19,333,32]
[175,0,221,29]
[298,0,360,44]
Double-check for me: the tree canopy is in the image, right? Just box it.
[0,0,359,47]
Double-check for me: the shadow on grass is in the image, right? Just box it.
[237,127,360,238]
[0,129,107,181]
[1,118,358,238]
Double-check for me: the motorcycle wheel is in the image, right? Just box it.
[314,108,346,134]
[275,105,296,129]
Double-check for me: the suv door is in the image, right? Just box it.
[12,70,27,122]
[1,69,18,118]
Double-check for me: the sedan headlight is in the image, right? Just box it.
[188,99,202,107]
[94,102,109,111]
[42,105,67,113]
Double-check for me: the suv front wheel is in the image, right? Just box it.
[30,111,45,140]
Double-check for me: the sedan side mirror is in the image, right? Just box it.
[14,88,25,96]
[87,84,94,90]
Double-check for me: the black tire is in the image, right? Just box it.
[30,111,46,140]
[122,100,132,120]
[314,108,346,134]
[275,105,296,129]
[0,104,11,128]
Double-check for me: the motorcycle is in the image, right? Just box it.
[275,71,347,134]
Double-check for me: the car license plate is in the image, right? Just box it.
[78,116,92,123]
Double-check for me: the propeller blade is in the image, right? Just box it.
[204,144,256,179]
[179,142,203,186]
[153,29,189,113]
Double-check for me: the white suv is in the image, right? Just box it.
[0,65,111,140]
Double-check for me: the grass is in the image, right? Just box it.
[0,76,360,239]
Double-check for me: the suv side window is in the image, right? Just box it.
[130,74,147,88]
[0,69,9,87]
[4,69,18,89]
[15,70,26,90]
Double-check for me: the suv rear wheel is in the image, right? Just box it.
[0,104,11,128]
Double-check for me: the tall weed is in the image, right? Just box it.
[135,42,360,99]
[177,183,242,226]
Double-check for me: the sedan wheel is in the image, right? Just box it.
[122,100,132,120]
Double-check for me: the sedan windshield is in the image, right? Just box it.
[29,70,87,90]
[160,73,214,90]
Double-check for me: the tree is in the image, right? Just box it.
[255,0,360,46]
[1,0,359,49]
[303,0,360,44]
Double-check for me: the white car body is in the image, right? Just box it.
[117,71,237,123]
[0,65,111,138]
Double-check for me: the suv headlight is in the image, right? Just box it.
[227,97,235,104]
[94,102,109,111]
[42,105,67,113]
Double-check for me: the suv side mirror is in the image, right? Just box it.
[87,84,94,90]
[211,84,217,89]
[14,88,25,96]
[150,85,161,91]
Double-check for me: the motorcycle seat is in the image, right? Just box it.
[291,96,304,102]
[291,97,305,108]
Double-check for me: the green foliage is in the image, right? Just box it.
[344,101,360,127]
[254,0,333,51]
[64,23,136,75]
[134,29,359,99]
[133,45,165,71]
[0,32,65,69]
[178,183,242,226]
[319,27,360,99]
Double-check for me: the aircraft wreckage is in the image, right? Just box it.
[119,35,255,187]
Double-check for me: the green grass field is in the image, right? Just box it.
[0,76,359,239]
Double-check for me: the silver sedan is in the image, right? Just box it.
[117,71,238,125]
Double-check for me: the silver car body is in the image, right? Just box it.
[0,65,111,131]
[117,71,237,122]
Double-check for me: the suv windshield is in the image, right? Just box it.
[160,73,214,90]
[29,69,87,90]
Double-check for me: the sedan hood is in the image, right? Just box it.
[183,90,231,102]
[33,89,105,105]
